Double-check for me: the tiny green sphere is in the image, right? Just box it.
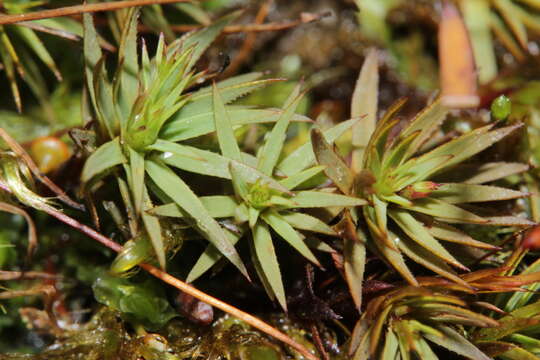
[491,95,512,120]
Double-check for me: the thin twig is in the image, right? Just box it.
[0,0,191,25]
[0,270,60,281]
[223,1,270,77]
[0,181,317,360]
[141,263,318,360]
[141,12,329,34]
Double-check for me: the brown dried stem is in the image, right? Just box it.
[143,11,328,34]
[0,0,191,26]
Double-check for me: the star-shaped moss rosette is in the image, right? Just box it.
[312,94,532,288]
[349,265,540,360]
[150,84,365,310]
[80,9,311,275]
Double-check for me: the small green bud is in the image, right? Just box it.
[491,95,511,121]
[247,181,272,209]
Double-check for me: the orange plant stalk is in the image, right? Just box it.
[438,0,480,108]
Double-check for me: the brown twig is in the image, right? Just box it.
[141,11,328,34]
[223,1,270,77]
[0,180,318,360]
[0,270,60,281]
[0,0,191,26]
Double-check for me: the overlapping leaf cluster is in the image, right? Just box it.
[80,8,363,310]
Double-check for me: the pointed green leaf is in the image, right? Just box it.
[280,211,336,235]
[484,216,536,226]
[437,162,528,184]
[400,98,449,162]
[389,209,467,271]
[129,147,145,215]
[151,140,230,178]
[381,329,400,360]
[311,128,354,194]
[407,198,488,224]
[415,338,439,360]
[252,221,287,310]
[493,0,528,47]
[213,82,242,161]
[176,11,240,72]
[475,300,540,341]
[83,13,102,112]
[81,138,126,183]
[150,195,238,219]
[145,159,247,278]
[393,155,453,190]
[431,183,527,203]
[161,105,309,142]
[415,124,522,175]
[345,235,366,310]
[428,222,497,249]
[279,166,325,190]
[426,325,491,360]
[117,7,139,115]
[367,223,418,285]
[187,229,242,283]
[141,185,166,269]
[351,48,379,148]
[258,89,304,176]
[279,118,358,176]
[13,25,60,80]
[287,190,366,208]
[396,235,469,287]
[262,211,320,265]
[462,0,497,84]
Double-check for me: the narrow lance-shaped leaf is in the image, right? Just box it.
[279,118,358,176]
[12,25,61,80]
[117,7,139,116]
[83,13,103,112]
[252,221,287,311]
[150,195,238,219]
[407,198,488,224]
[261,211,320,266]
[279,166,325,190]
[145,159,248,278]
[396,235,470,287]
[430,183,527,203]
[141,184,166,269]
[428,222,498,250]
[177,11,240,72]
[426,325,491,360]
[418,124,522,175]
[161,105,309,142]
[213,82,242,161]
[461,0,497,84]
[311,128,355,195]
[287,190,366,209]
[81,138,126,183]
[351,48,379,169]
[187,229,243,283]
[280,211,336,235]
[129,147,145,216]
[258,87,304,176]
[389,208,468,271]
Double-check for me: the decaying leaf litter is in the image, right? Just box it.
[2,0,540,359]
